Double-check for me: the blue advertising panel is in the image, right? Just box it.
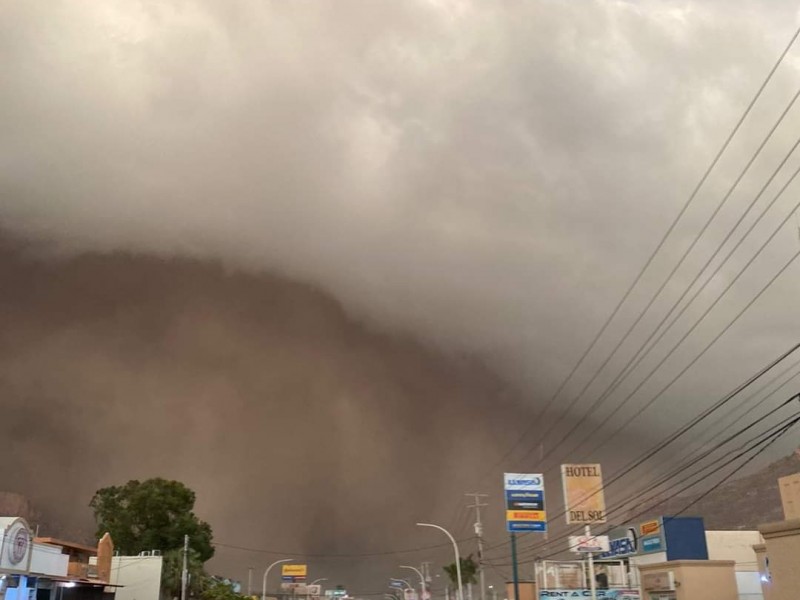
[504,473,546,532]
[663,516,708,560]
[597,516,707,560]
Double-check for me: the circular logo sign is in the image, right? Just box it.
[7,523,29,565]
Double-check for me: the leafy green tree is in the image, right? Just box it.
[201,580,250,600]
[443,555,479,586]
[90,478,214,561]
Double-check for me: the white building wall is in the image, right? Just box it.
[98,556,163,600]
[706,531,764,600]
[29,543,68,577]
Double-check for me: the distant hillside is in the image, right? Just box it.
[0,492,92,542]
[631,449,800,529]
[0,492,40,523]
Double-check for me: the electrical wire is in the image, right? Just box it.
[528,128,800,473]
[500,402,800,563]
[526,82,800,464]
[477,19,800,483]
[543,243,800,473]
[480,342,800,556]
[623,356,800,491]
[212,537,472,559]
[500,408,800,565]
[539,138,800,474]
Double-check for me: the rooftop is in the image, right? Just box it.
[34,537,97,555]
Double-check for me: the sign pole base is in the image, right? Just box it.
[511,533,520,600]
[586,525,597,600]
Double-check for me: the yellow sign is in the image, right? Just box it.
[282,565,308,577]
[505,510,547,522]
[561,464,606,524]
[640,519,661,536]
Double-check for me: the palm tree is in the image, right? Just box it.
[443,554,478,587]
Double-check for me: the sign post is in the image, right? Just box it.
[503,474,546,600]
[560,465,607,600]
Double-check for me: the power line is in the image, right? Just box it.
[500,401,800,563]
[625,356,800,490]
[543,243,800,472]
[212,536,472,559]
[564,157,800,462]
[480,341,800,555]
[477,19,800,482]
[523,84,800,469]
[502,408,800,565]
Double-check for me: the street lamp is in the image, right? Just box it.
[400,566,425,600]
[261,558,294,600]
[416,523,463,600]
[311,579,328,586]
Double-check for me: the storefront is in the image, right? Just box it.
[0,518,116,600]
[533,517,708,600]
[596,517,708,588]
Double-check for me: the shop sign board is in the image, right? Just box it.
[284,585,321,596]
[598,517,666,559]
[282,564,307,582]
[504,473,547,532]
[538,590,640,599]
[560,464,606,524]
[639,520,660,536]
[568,534,610,553]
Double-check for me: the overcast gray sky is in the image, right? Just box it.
[1,0,800,585]
[4,0,800,425]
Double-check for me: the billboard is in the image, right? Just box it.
[282,564,308,582]
[504,473,546,532]
[560,464,606,524]
[539,590,639,599]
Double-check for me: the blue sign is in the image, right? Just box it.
[641,535,662,553]
[504,473,547,532]
[599,528,639,559]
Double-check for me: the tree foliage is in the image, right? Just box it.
[90,478,214,561]
[201,580,250,600]
[161,548,207,599]
[443,555,479,586]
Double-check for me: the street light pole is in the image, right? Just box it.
[261,559,294,600]
[400,565,425,600]
[416,523,463,600]
[310,579,328,586]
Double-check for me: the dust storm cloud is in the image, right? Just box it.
[2,0,800,590]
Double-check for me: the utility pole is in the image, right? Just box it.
[181,534,189,600]
[465,493,488,600]
[421,562,431,600]
[248,567,254,597]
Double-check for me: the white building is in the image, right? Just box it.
[89,555,162,600]
[705,530,764,600]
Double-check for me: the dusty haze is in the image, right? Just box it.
[2,0,800,592]
[0,237,653,589]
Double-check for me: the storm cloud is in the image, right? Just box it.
[1,0,800,592]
